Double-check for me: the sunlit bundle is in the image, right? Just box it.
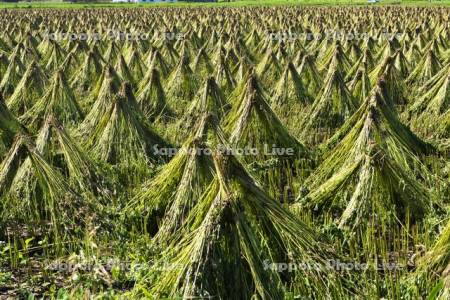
[297,53,322,96]
[39,39,68,72]
[369,55,407,107]
[224,72,311,201]
[83,82,168,183]
[20,69,83,131]
[164,52,199,115]
[299,51,357,145]
[70,48,105,97]
[296,79,437,233]
[406,62,450,141]
[148,48,171,79]
[125,48,146,80]
[190,46,214,80]
[34,114,115,197]
[77,64,122,134]
[214,52,236,95]
[347,64,371,104]
[136,67,172,122]
[255,49,284,87]
[115,54,136,86]
[406,48,442,85]
[6,61,48,116]
[126,112,220,236]
[270,61,312,135]
[0,52,26,99]
[140,152,347,299]
[0,134,100,242]
[171,77,228,144]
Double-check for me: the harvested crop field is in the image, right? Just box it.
[0,5,449,299]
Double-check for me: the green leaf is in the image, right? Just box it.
[427,279,444,300]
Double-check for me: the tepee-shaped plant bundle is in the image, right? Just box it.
[422,39,445,61]
[299,51,357,145]
[174,39,195,63]
[319,79,434,180]
[204,29,220,54]
[171,77,228,144]
[33,115,114,198]
[224,72,311,201]
[20,69,83,131]
[136,66,172,122]
[36,35,54,56]
[6,60,48,116]
[115,53,136,86]
[244,28,263,60]
[70,48,105,96]
[62,38,88,60]
[125,48,146,80]
[0,31,16,50]
[228,37,254,68]
[144,46,157,66]
[0,52,26,99]
[347,64,371,105]
[406,62,449,138]
[126,112,220,236]
[273,41,291,65]
[314,37,334,61]
[209,41,227,66]
[347,42,362,63]
[102,41,121,66]
[15,42,40,67]
[22,32,40,52]
[271,61,312,134]
[122,39,148,64]
[297,53,322,96]
[186,29,204,51]
[406,48,442,85]
[255,49,284,87]
[214,52,236,95]
[78,65,122,132]
[369,55,407,107]
[392,50,410,79]
[59,49,79,78]
[411,32,427,52]
[346,48,375,82]
[374,39,399,65]
[318,41,352,76]
[0,134,98,240]
[190,46,214,80]
[83,82,168,182]
[255,37,277,61]
[436,32,449,58]
[0,37,12,54]
[293,49,305,68]
[405,43,423,65]
[296,80,434,232]
[40,39,68,72]
[145,152,345,299]
[232,53,253,84]
[156,38,179,70]
[164,53,199,115]
[147,48,171,79]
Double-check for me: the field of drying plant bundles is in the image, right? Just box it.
[0,5,449,299]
